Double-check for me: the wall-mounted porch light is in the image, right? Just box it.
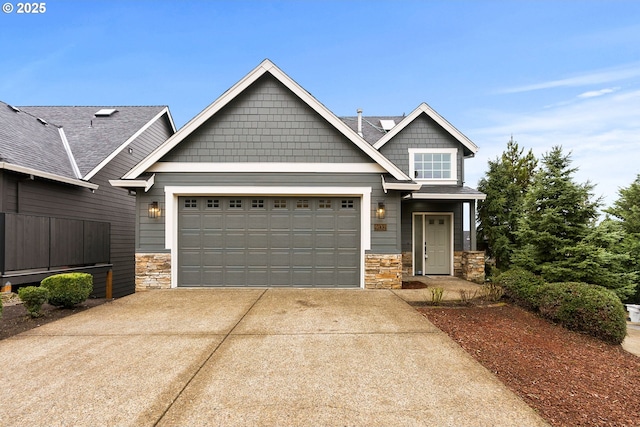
[148,201,161,218]
[376,201,386,219]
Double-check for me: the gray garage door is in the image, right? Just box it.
[178,196,360,287]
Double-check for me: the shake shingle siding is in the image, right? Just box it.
[161,74,372,164]
[378,114,464,184]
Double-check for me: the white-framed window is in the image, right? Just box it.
[409,148,457,185]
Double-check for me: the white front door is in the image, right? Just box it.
[413,214,452,275]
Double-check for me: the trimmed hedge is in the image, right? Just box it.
[493,268,628,344]
[493,267,545,309]
[18,286,49,318]
[41,273,93,308]
[537,282,627,345]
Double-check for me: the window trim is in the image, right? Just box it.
[408,148,458,185]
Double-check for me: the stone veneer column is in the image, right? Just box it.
[461,251,486,284]
[365,254,402,289]
[454,251,464,278]
[401,251,413,276]
[135,253,172,291]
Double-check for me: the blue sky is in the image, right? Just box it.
[2,0,639,208]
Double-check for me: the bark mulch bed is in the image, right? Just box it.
[0,295,108,341]
[419,303,640,427]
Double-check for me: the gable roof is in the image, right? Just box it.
[372,103,478,156]
[122,59,411,181]
[19,106,175,180]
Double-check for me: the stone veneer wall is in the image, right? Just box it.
[135,253,172,291]
[365,254,402,289]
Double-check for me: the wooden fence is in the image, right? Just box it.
[0,213,110,274]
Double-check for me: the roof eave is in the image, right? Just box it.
[0,162,99,190]
[109,173,155,192]
[381,175,422,192]
[404,192,487,201]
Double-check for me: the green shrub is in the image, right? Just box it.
[41,273,93,308]
[493,267,545,308]
[537,282,627,345]
[18,286,49,318]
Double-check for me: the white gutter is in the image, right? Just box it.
[404,192,486,201]
[0,162,99,190]
[381,175,422,193]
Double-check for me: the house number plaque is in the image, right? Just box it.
[373,223,387,231]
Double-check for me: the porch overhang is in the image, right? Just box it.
[403,185,486,201]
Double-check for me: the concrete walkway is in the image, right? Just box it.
[0,289,548,426]
[624,323,640,357]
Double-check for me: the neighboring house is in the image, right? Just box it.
[113,60,485,290]
[0,102,175,297]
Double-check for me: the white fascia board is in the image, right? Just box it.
[373,103,479,155]
[124,60,410,181]
[405,192,487,201]
[58,128,82,179]
[147,162,386,174]
[164,185,372,289]
[109,174,155,192]
[0,162,99,190]
[85,108,173,181]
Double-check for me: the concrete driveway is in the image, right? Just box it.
[0,289,547,426]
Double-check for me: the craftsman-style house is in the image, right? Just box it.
[113,60,486,290]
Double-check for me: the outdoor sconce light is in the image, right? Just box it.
[148,201,161,218]
[376,201,386,219]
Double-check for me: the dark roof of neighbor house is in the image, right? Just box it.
[19,105,168,178]
[340,116,405,145]
[0,101,78,180]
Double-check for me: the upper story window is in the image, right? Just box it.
[409,148,457,185]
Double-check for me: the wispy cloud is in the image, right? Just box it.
[578,87,620,98]
[467,88,640,208]
[500,63,640,94]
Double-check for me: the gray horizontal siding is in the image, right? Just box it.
[379,114,465,184]
[137,172,400,254]
[160,74,372,164]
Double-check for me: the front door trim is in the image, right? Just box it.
[412,212,454,276]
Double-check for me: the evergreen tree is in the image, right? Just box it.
[606,175,640,302]
[477,137,537,270]
[513,146,601,279]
